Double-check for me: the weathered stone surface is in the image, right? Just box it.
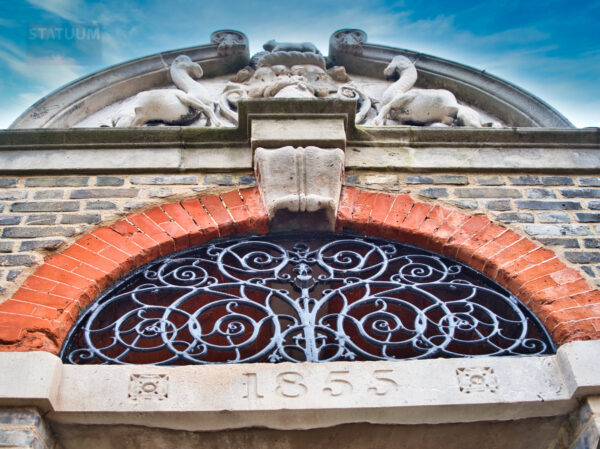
[0,254,36,266]
[455,188,521,198]
[24,176,89,187]
[6,269,21,281]
[0,191,27,200]
[485,200,512,211]
[541,176,574,186]
[123,201,150,211]
[584,239,600,249]
[561,189,600,198]
[0,178,17,188]
[85,201,116,210]
[25,214,57,225]
[0,216,22,225]
[448,200,478,210]
[575,213,600,223]
[526,188,556,199]
[0,242,13,253]
[537,237,580,248]
[509,176,542,185]
[524,224,591,236]
[516,200,582,210]
[495,212,534,223]
[538,212,570,223]
[564,252,600,264]
[418,187,448,199]
[33,190,63,199]
[60,214,101,225]
[581,266,596,277]
[130,176,198,185]
[475,176,505,186]
[2,226,76,238]
[587,201,600,210]
[254,146,344,231]
[203,175,234,186]
[252,118,346,151]
[70,188,139,199]
[11,202,79,212]
[238,175,256,185]
[148,188,176,198]
[405,175,468,185]
[96,176,125,186]
[578,177,600,187]
[19,239,64,251]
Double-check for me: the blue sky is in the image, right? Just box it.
[0,0,598,128]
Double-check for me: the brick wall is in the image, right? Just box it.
[1,171,600,351]
[0,173,255,301]
[346,172,600,287]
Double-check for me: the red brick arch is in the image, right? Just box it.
[1,186,599,354]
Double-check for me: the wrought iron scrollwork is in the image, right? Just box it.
[61,233,555,365]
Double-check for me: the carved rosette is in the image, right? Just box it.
[254,146,345,231]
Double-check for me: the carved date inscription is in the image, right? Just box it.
[242,369,398,400]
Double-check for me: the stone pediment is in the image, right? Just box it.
[10,29,573,130]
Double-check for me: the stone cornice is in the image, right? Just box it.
[1,126,598,174]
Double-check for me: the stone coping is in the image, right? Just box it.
[0,127,598,174]
[0,341,599,432]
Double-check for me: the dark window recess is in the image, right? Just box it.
[61,232,555,365]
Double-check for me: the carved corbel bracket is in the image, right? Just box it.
[254,146,344,231]
[247,100,352,231]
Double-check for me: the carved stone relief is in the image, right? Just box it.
[110,55,224,128]
[330,29,367,56]
[128,374,169,401]
[456,367,499,393]
[75,38,503,129]
[210,30,248,56]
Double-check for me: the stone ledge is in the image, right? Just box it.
[0,341,598,432]
[0,127,598,174]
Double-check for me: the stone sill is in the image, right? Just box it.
[0,341,599,432]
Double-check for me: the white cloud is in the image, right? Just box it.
[0,37,84,90]
[25,0,81,22]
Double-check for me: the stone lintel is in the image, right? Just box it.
[0,352,62,411]
[0,342,599,433]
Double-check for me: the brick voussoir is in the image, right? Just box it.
[220,190,253,234]
[199,195,235,236]
[365,193,396,235]
[162,203,206,246]
[238,187,269,234]
[443,215,491,258]
[456,224,505,265]
[179,199,221,241]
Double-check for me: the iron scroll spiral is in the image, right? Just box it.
[61,233,555,365]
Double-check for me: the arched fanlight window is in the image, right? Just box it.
[61,232,555,365]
